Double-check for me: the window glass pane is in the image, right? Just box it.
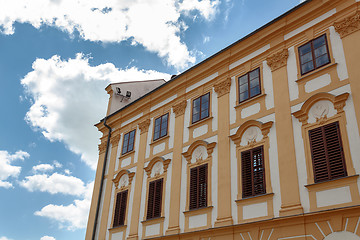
[240,91,248,102]
[313,35,326,49]
[315,54,330,67]
[160,127,167,137]
[239,83,249,93]
[250,78,259,88]
[314,45,327,58]
[202,93,209,103]
[201,109,209,119]
[300,52,313,64]
[301,61,314,74]
[154,131,160,140]
[193,98,200,108]
[193,113,200,123]
[299,43,312,55]
[249,69,259,80]
[250,86,260,97]
[154,118,161,127]
[239,75,248,85]
[201,101,208,111]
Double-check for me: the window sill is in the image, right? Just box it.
[150,135,170,146]
[109,224,127,232]
[234,93,266,109]
[141,216,165,224]
[188,116,213,129]
[235,193,273,204]
[296,63,337,84]
[183,206,213,215]
[119,150,135,159]
[305,175,359,190]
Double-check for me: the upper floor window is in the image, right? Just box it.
[153,113,169,141]
[192,93,210,124]
[113,190,128,227]
[238,68,261,103]
[122,129,136,155]
[309,121,347,183]
[241,146,265,198]
[189,164,208,210]
[146,178,163,219]
[298,34,330,75]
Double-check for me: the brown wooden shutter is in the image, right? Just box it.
[241,146,265,198]
[309,121,346,182]
[189,164,208,210]
[113,190,128,227]
[146,178,163,219]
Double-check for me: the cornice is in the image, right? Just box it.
[214,77,231,98]
[266,49,289,72]
[334,11,360,38]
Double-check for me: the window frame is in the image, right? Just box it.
[308,121,347,183]
[146,178,164,220]
[241,145,266,198]
[191,92,210,124]
[238,68,262,103]
[298,34,331,75]
[121,129,136,155]
[113,190,128,227]
[153,113,169,141]
[189,164,208,210]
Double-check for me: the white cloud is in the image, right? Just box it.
[21,54,170,169]
[203,36,210,43]
[32,164,54,173]
[20,173,87,196]
[35,182,94,230]
[0,237,13,240]
[40,236,56,240]
[0,0,220,68]
[53,160,62,168]
[0,150,29,188]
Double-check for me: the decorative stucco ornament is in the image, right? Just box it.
[311,101,329,121]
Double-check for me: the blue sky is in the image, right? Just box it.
[0,1,302,239]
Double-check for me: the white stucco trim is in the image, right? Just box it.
[304,74,331,93]
[185,72,218,93]
[150,94,177,112]
[263,61,274,109]
[316,186,352,208]
[284,9,336,40]
[229,45,270,70]
[229,76,237,124]
[287,46,299,101]
[168,110,175,149]
[121,113,143,127]
[106,185,116,240]
[145,118,154,159]
[329,26,349,81]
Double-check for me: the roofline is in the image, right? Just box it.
[98,0,312,124]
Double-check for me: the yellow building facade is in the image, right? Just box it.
[86,0,360,239]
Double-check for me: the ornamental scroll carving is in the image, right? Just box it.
[172,100,187,117]
[334,11,360,38]
[214,77,231,98]
[138,119,150,134]
[266,49,289,72]
[293,92,349,126]
[113,170,135,189]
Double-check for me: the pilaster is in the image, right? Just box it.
[334,10,360,135]
[266,49,303,216]
[97,131,121,239]
[213,78,233,227]
[166,100,187,235]
[128,119,150,240]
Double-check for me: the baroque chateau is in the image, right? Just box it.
[86,0,360,239]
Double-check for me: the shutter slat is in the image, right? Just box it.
[113,190,128,227]
[189,164,208,209]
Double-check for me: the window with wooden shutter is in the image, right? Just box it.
[309,121,347,183]
[146,178,163,219]
[189,164,208,210]
[241,146,265,198]
[113,190,128,227]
